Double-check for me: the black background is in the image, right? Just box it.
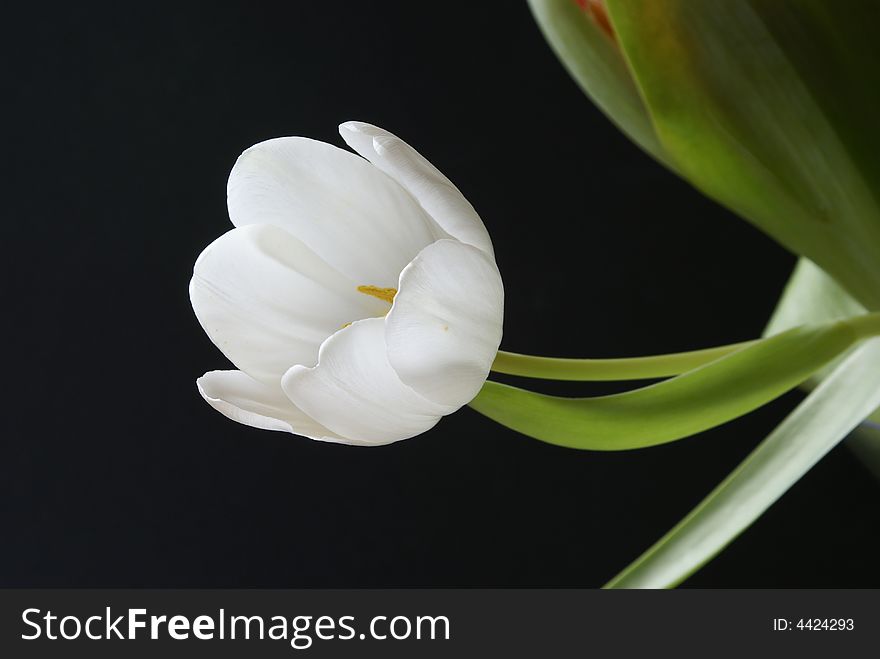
[4,1,879,587]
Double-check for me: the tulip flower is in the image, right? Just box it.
[190,122,504,445]
[190,122,877,453]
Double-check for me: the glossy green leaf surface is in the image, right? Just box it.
[471,315,879,450]
[605,0,880,309]
[605,338,880,588]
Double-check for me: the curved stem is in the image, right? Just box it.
[491,341,757,381]
[472,313,880,452]
[492,313,880,382]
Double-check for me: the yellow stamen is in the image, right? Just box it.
[357,285,397,304]
[341,285,398,328]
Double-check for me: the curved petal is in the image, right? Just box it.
[190,224,388,384]
[281,318,450,445]
[385,239,504,408]
[227,136,439,285]
[339,121,495,256]
[197,370,373,445]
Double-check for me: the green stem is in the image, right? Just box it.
[492,313,880,382]
[472,313,880,454]
[491,341,756,381]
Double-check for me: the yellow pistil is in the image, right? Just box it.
[357,285,397,304]
[341,285,398,329]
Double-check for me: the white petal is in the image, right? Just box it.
[190,224,388,384]
[197,370,373,445]
[339,121,495,256]
[281,318,450,445]
[385,239,504,408]
[227,136,439,285]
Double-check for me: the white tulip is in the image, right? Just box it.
[190,122,504,445]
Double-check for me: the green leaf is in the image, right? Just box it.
[526,0,670,165]
[766,257,880,478]
[470,315,879,450]
[765,257,866,386]
[605,338,880,588]
[766,258,866,338]
[605,0,880,310]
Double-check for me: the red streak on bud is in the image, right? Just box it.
[574,0,616,43]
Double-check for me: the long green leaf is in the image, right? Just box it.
[605,0,880,309]
[766,257,880,478]
[605,338,880,588]
[765,258,866,386]
[470,315,879,450]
